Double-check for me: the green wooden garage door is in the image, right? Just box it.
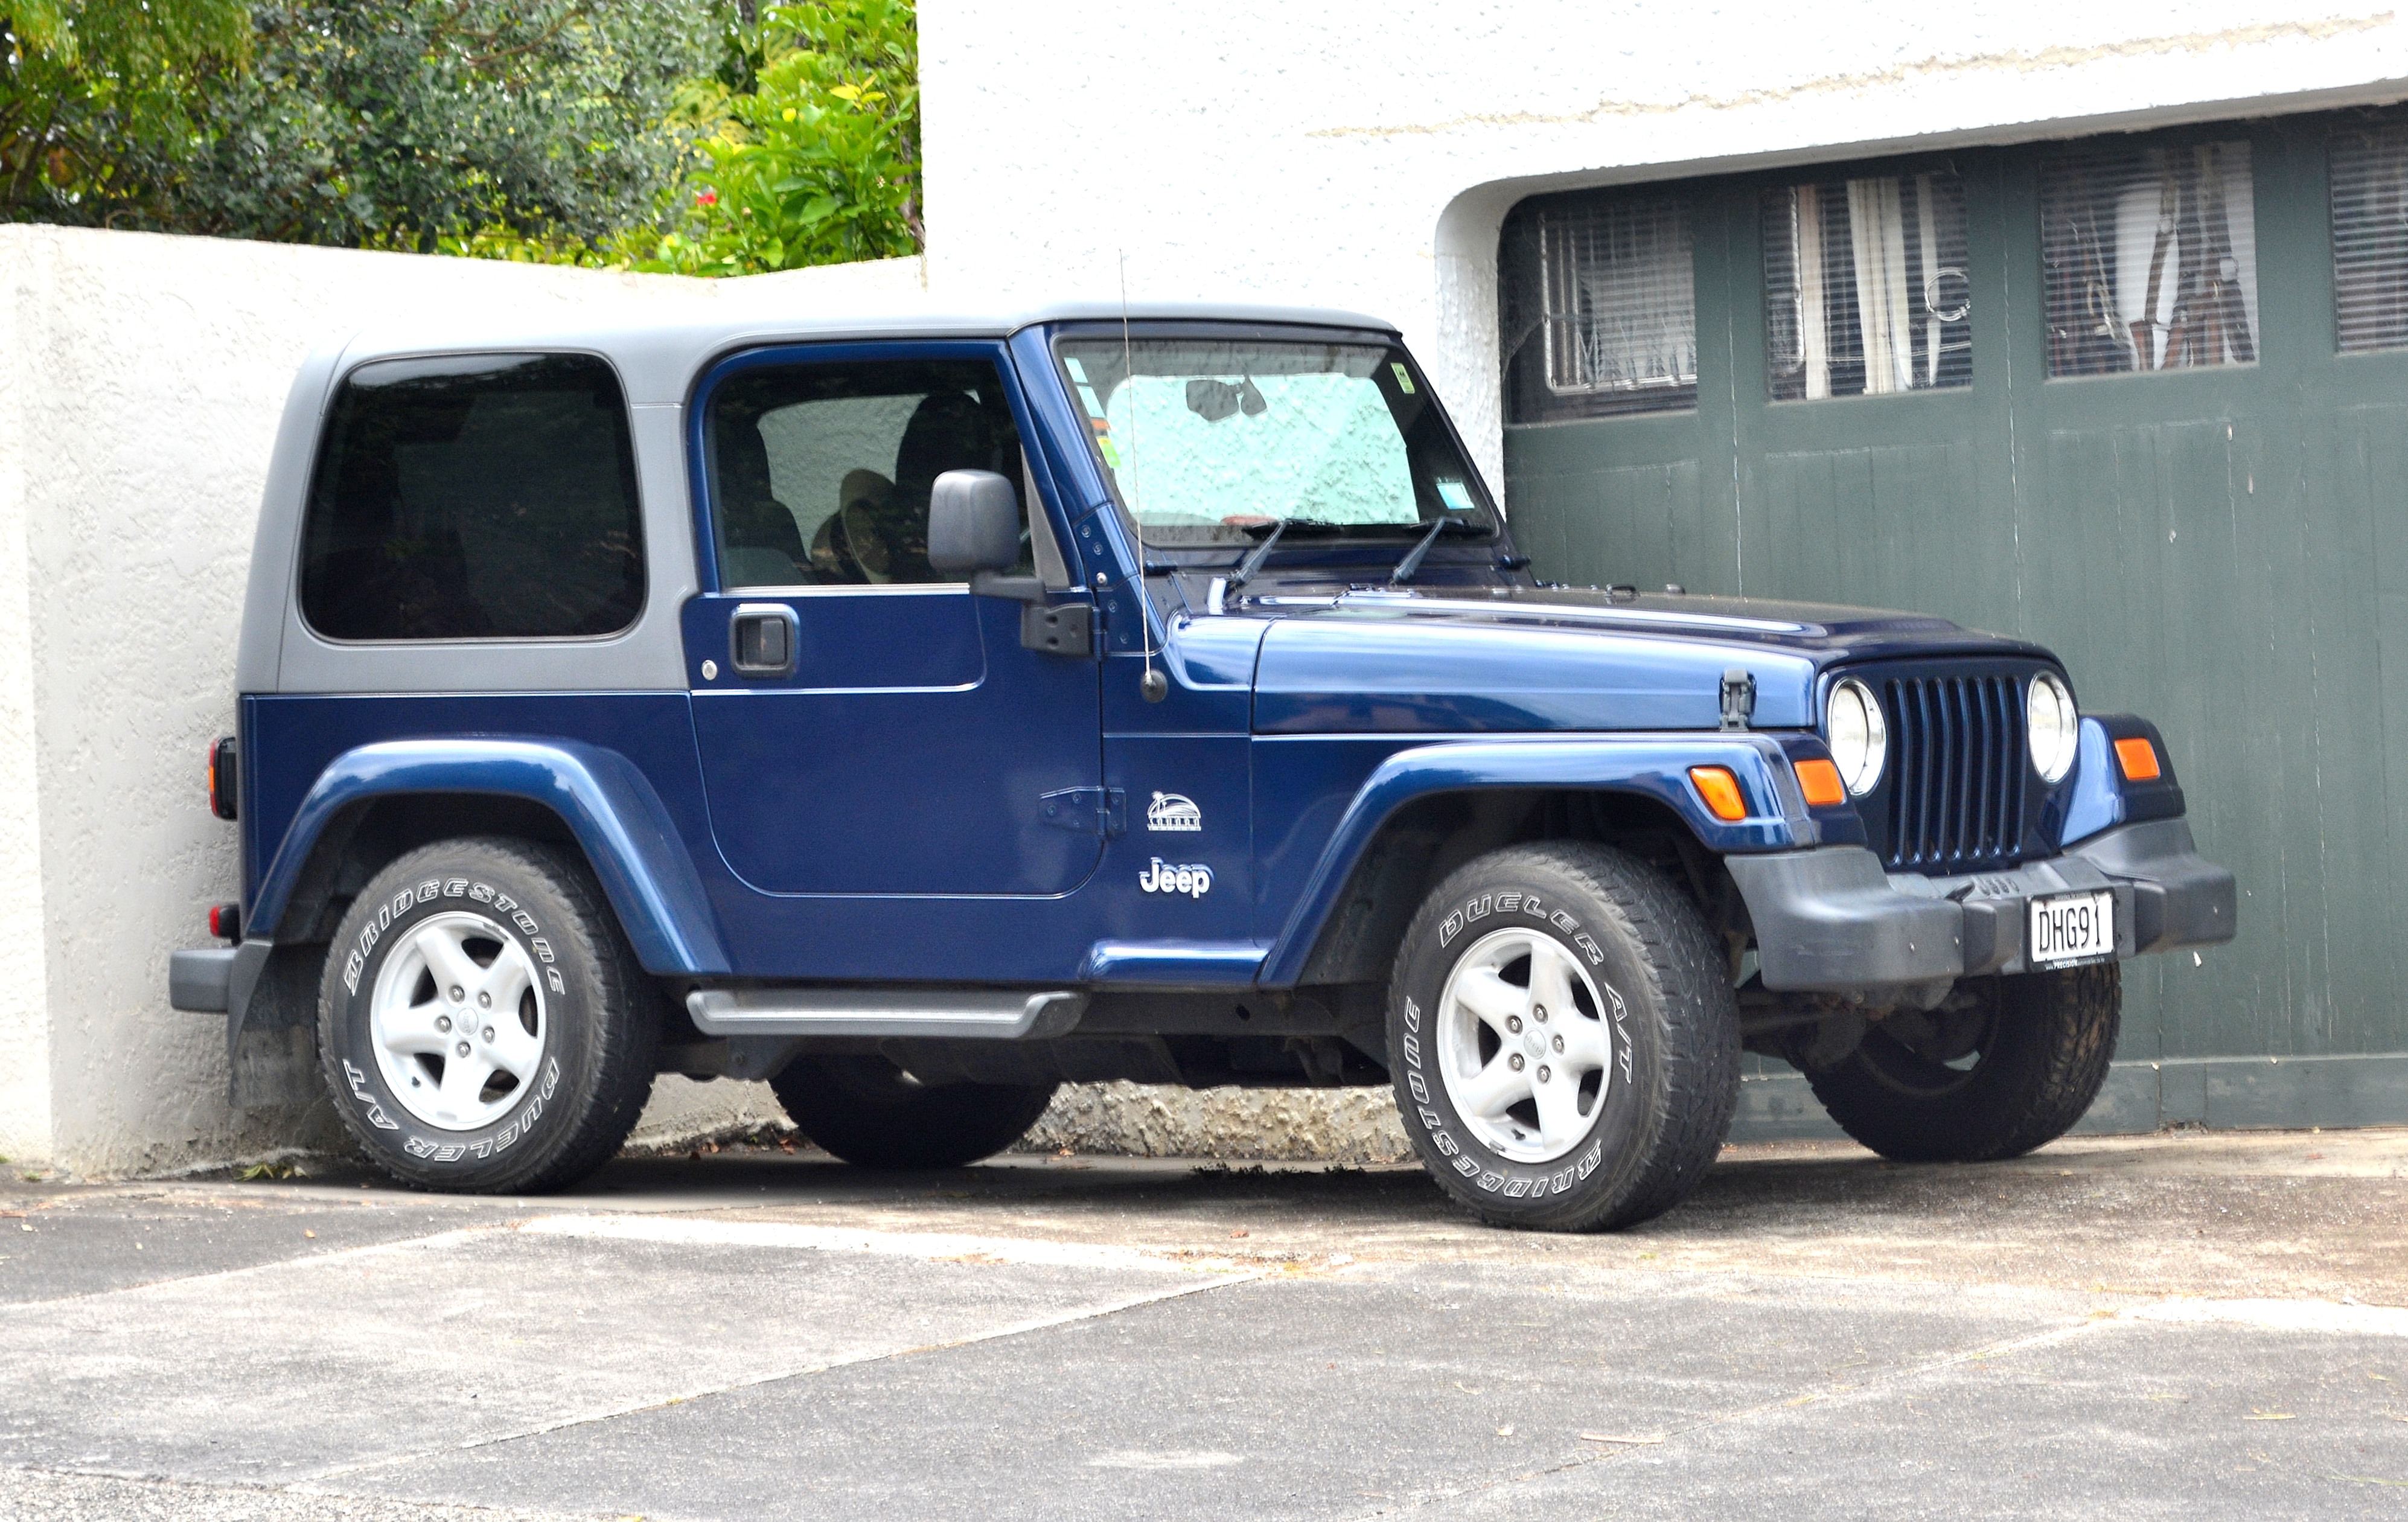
[1499,109,2408,1128]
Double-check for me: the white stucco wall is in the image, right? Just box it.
[921,0,2408,489]
[0,227,922,1172]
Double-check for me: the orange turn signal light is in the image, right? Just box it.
[1793,758,1847,808]
[1689,766,1749,822]
[2113,736,2161,782]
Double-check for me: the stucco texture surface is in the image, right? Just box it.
[921,0,2408,490]
[0,226,919,1174]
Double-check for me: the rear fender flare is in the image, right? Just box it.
[249,738,729,976]
[1258,735,1810,987]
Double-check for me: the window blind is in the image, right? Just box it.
[1763,172,1971,401]
[2042,141,2258,377]
[2332,123,2408,353]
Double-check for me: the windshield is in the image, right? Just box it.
[1052,334,1499,548]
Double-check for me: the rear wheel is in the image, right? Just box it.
[1803,964,2120,1162]
[770,1055,1059,1168]
[1386,842,1740,1232]
[317,837,660,1193]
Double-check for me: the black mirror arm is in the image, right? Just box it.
[970,571,1049,604]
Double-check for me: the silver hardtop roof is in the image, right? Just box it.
[333,299,1403,406]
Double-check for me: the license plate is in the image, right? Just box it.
[2028,890,2115,966]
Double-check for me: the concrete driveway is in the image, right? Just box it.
[2,1128,2404,1520]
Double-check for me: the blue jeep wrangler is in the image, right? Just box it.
[168,302,2235,1230]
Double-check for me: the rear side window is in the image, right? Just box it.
[300,353,644,641]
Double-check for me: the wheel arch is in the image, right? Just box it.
[249,740,729,978]
[1263,737,1809,989]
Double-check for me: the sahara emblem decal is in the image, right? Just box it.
[1146,791,1202,832]
[1139,858,1213,898]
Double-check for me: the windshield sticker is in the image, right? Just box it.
[1099,436,1123,468]
[1391,362,1416,394]
[1146,791,1202,832]
[1076,384,1107,417]
[1140,858,1213,898]
[1436,478,1474,512]
[1066,357,1091,384]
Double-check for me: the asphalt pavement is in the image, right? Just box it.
[2,1127,2404,1520]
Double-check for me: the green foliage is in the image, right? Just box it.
[168,0,723,251]
[439,0,921,275]
[660,0,921,273]
[5,0,918,275]
[0,0,249,221]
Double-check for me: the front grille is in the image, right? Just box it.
[1876,673,2029,873]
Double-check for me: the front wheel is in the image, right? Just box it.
[1803,964,2120,1162]
[1387,842,1740,1232]
[770,1056,1059,1168]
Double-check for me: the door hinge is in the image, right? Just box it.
[1040,785,1125,837]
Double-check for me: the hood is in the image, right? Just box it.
[1234,586,2052,734]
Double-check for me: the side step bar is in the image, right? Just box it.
[685,988,1086,1041]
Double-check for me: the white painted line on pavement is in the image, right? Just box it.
[517,1212,1239,1273]
[2123,1296,2408,1337]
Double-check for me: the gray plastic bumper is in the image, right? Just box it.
[169,947,237,1012]
[1726,817,2236,1002]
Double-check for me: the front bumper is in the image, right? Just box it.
[1725,817,2235,1004]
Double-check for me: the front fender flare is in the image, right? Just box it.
[1257,734,1811,987]
[249,738,729,976]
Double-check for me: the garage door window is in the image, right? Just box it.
[2042,141,2258,377]
[2332,123,2408,353]
[1502,194,1696,422]
[1763,171,1972,400]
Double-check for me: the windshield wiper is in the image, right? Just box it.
[1224,518,1292,596]
[1388,516,1478,586]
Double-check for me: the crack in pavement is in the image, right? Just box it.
[293,1265,1265,1489]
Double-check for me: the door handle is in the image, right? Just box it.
[730,603,799,678]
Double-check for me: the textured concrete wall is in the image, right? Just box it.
[921,0,2408,490]
[0,227,921,1173]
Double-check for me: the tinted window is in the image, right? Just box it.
[301,353,644,641]
[706,358,1028,589]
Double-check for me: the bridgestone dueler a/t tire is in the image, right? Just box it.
[1387,843,1741,1232]
[770,1057,1060,1169]
[318,837,660,1194]
[1803,964,2120,1163]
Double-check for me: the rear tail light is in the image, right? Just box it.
[208,735,238,820]
[208,903,241,941]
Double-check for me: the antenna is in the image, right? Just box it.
[1122,250,1167,703]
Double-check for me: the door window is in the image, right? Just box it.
[299,353,644,641]
[704,358,1032,589]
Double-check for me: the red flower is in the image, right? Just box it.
[695,190,719,207]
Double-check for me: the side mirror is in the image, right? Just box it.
[927,469,1021,577]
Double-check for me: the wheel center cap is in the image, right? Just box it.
[1523,1026,1548,1058]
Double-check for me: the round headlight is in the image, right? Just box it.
[1825,677,1887,796]
[2026,670,2078,784]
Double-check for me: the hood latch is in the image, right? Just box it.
[1720,668,1757,731]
